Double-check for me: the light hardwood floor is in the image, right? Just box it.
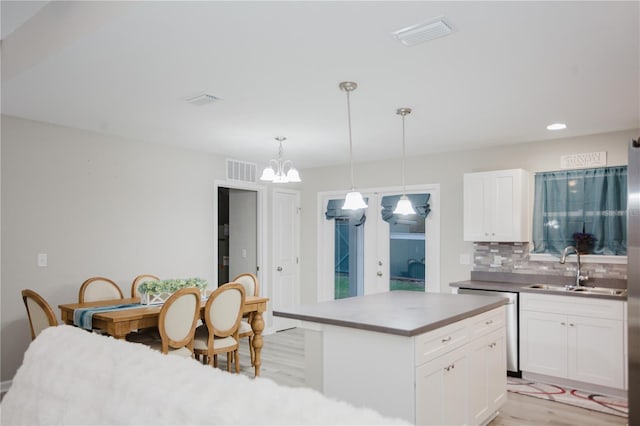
[222,327,628,426]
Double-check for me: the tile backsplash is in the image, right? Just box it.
[472,242,627,280]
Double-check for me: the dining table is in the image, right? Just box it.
[59,295,269,377]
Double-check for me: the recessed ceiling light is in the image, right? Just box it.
[391,17,454,47]
[547,123,567,130]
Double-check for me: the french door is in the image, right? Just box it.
[319,186,439,302]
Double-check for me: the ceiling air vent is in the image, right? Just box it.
[392,17,454,47]
[186,93,222,106]
[226,159,258,184]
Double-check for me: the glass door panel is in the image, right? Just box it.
[387,208,426,292]
[334,218,364,299]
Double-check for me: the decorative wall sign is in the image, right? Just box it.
[560,151,607,169]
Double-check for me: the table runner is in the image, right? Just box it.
[73,303,143,330]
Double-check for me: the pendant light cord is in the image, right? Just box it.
[346,89,354,190]
[401,112,406,192]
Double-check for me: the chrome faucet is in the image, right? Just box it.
[559,246,589,289]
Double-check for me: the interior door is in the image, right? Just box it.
[272,189,300,330]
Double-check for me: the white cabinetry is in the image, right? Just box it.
[468,329,507,424]
[520,293,625,389]
[416,345,469,426]
[416,306,506,426]
[319,305,506,425]
[463,169,530,242]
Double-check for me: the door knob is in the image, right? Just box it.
[376,271,383,277]
[277,266,283,272]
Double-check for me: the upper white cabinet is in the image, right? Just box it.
[463,169,530,242]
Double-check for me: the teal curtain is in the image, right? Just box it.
[380,194,431,224]
[532,166,627,255]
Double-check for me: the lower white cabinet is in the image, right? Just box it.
[468,329,507,424]
[416,346,469,426]
[520,293,625,389]
[416,307,506,426]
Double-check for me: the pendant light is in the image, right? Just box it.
[339,81,368,210]
[260,136,301,183]
[393,108,416,215]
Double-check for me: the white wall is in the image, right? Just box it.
[299,129,636,304]
[0,115,228,382]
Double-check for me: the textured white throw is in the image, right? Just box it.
[1,325,408,425]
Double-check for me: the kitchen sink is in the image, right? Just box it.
[525,284,572,291]
[524,284,627,296]
[570,287,627,296]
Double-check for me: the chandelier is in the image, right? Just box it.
[259,136,301,183]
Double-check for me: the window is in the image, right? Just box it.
[532,166,627,255]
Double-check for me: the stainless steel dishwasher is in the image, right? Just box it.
[457,288,520,376]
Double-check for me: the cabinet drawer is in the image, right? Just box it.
[521,293,624,320]
[469,306,505,339]
[415,320,468,366]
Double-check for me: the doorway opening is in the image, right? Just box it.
[217,187,258,286]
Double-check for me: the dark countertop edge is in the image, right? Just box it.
[469,271,627,288]
[450,280,627,301]
[273,299,506,337]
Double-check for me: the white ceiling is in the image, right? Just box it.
[1,1,638,169]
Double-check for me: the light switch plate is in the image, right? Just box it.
[37,253,48,267]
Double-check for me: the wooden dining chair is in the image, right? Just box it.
[131,274,160,298]
[231,273,259,365]
[21,289,58,340]
[78,276,124,303]
[152,287,201,358]
[193,283,245,372]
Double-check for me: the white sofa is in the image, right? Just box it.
[1,325,407,425]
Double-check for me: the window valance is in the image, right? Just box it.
[380,194,430,224]
[325,199,367,226]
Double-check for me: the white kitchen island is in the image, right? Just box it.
[274,291,508,426]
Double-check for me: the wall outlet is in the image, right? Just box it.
[37,253,48,267]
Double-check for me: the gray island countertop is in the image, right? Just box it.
[273,291,507,337]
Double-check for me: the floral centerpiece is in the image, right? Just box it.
[139,277,208,305]
[572,232,596,254]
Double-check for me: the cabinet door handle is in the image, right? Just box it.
[441,336,452,343]
[569,323,575,327]
[561,322,566,326]
[277,266,283,272]
[485,320,493,325]
[488,342,496,348]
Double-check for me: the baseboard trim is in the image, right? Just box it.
[1,379,12,393]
